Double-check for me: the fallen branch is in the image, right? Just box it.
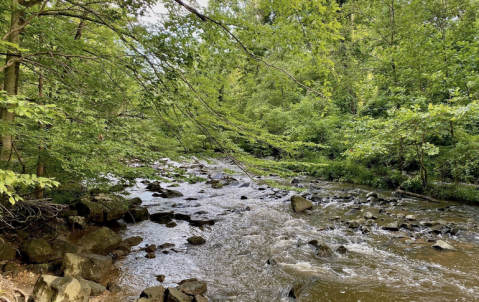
[395,189,440,203]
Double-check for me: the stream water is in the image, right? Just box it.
[103,159,479,302]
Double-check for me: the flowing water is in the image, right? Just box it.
[103,159,479,302]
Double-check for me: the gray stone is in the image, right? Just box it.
[166,288,194,302]
[29,275,90,302]
[83,279,106,296]
[107,281,122,292]
[124,206,150,223]
[20,238,53,263]
[50,240,78,261]
[383,221,400,231]
[364,212,376,220]
[433,240,456,251]
[291,195,313,213]
[406,215,417,221]
[187,236,206,245]
[366,192,378,198]
[77,227,121,255]
[75,194,129,223]
[0,242,16,261]
[178,280,207,296]
[140,286,165,302]
[194,295,208,302]
[61,253,113,284]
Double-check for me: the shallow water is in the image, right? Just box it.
[104,159,479,302]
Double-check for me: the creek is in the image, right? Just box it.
[104,159,479,302]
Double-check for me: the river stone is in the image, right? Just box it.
[20,238,53,263]
[30,275,91,302]
[178,280,207,296]
[140,286,165,301]
[314,240,333,257]
[433,240,456,251]
[384,221,400,231]
[208,172,224,180]
[61,253,113,284]
[50,240,78,261]
[336,245,348,254]
[0,242,16,260]
[150,212,174,223]
[291,195,313,213]
[364,212,376,220]
[146,252,156,259]
[174,213,191,221]
[187,236,206,245]
[194,295,208,302]
[146,181,163,192]
[122,236,144,247]
[124,206,150,223]
[166,221,177,228]
[189,217,215,227]
[107,281,122,292]
[75,194,129,223]
[83,279,106,296]
[406,215,417,221]
[129,197,143,206]
[288,281,309,299]
[77,227,121,255]
[166,288,194,302]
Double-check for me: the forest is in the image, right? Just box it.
[1,0,479,206]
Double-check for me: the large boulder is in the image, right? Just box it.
[20,238,53,263]
[77,227,121,255]
[75,193,129,223]
[166,288,194,302]
[140,286,165,302]
[50,240,78,261]
[178,281,207,296]
[0,242,16,260]
[28,275,91,302]
[124,206,150,223]
[61,253,113,284]
[291,195,313,213]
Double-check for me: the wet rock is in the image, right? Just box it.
[240,196,248,200]
[211,180,223,189]
[77,227,121,255]
[68,216,86,229]
[107,281,122,292]
[150,212,174,223]
[0,242,16,260]
[366,192,378,198]
[146,181,163,192]
[156,275,166,282]
[238,183,250,188]
[291,195,313,213]
[189,217,215,227]
[363,212,376,220]
[20,238,53,263]
[291,178,300,184]
[83,279,107,296]
[140,286,166,301]
[62,253,113,284]
[422,220,439,227]
[30,275,91,302]
[124,206,150,223]
[314,240,333,257]
[166,288,194,302]
[129,197,143,206]
[406,215,417,221]
[161,189,184,198]
[166,221,178,228]
[383,221,400,231]
[174,213,191,221]
[187,236,206,245]
[122,236,143,247]
[112,249,127,259]
[433,240,456,251]
[178,280,207,296]
[50,240,78,261]
[159,243,175,249]
[347,220,360,229]
[76,193,129,223]
[146,245,157,253]
[194,295,208,302]
[267,258,277,265]
[146,251,156,259]
[336,245,348,254]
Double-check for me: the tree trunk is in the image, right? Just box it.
[1,0,24,161]
[35,74,44,199]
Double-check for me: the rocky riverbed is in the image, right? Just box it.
[1,158,479,302]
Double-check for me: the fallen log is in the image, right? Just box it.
[395,189,440,203]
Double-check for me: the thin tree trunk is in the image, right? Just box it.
[1,0,24,161]
[35,74,44,199]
